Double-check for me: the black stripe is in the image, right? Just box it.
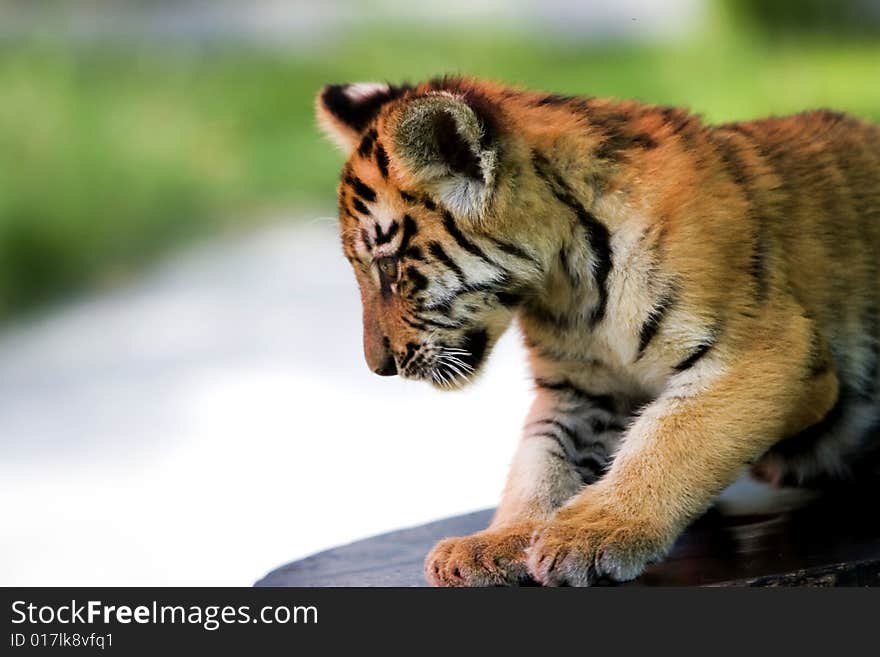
[738,163,771,302]
[486,236,539,268]
[375,142,390,178]
[427,242,464,280]
[436,210,536,273]
[404,246,424,261]
[709,133,752,188]
[461,330,489,371]
[595,131,657,160]
[582,214,611,326]
[576,439,609,455]
[495,290,522,307]
[660,106,694,137]
[399,342,418,368]
[521,299,572,330]
[558,243,580,286]
[586,109,658,160]
[400,190,416,203]
[412,315,463,330]
[637,291,676,358]
[574,454,606,483]
[575,453,606,473]
[432,110,484,180]
[421,297,453,314]
[532,153,612,326]
[728,122,797,218]
[533,93,575,106]
[806,357,832,380]
[341,206,359,224]
[709,129,771,303]
[374,222,399,245]
[750,234,771,302]
[529,432,569,458]
[352,197,370,216]
[575,467,602,485]
[345,175,377,203]
[319,83,410,133]
[534,378,615,413]
[603,419,627,433]
[588,416,613,433]
[586,111,631,162]
[420,275,511,314]
[668,109,709,168]
[442,211,494,265]
[459,275,510,296]
[674,339,715,372]
[731,127,773,304]
[422,197,437,211]
[406,266,428,293]
[401,316,429,332]
[357,129,376,158]
[548,450,571,465]
[803,325,826,379]
[398,214,418,252]
[529,419,580,444]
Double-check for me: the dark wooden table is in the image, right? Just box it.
[256,480,880,587]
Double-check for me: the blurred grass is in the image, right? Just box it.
[1,18,879,318]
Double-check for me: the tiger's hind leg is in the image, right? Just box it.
[751,388,880,488]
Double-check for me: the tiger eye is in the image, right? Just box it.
[377,256,398,282]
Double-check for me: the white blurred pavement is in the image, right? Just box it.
[0,218,532,586]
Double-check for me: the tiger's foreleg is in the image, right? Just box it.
[527,317,839,586]
[425,384,626,586]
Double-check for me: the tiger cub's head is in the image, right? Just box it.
[315,79,542,389]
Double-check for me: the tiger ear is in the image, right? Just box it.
[315,82,408,153]
[391,93,499,221]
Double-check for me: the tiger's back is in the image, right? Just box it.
[737,111,880,377]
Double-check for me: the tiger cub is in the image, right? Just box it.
[315,77,880,586]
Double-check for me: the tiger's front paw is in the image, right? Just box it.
[424,523,537,587]
[527,500,670,586]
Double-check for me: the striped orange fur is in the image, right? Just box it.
[316,77,880,586]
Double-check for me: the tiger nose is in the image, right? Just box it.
[373,354,398,376]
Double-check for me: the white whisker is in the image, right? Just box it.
[438,356,473,385]
[443,355,474,372]
[440,349,475,371]
[439,359,466,378]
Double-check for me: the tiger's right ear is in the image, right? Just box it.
[315,83,409,153]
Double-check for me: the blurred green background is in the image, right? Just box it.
[1,0,879,319]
